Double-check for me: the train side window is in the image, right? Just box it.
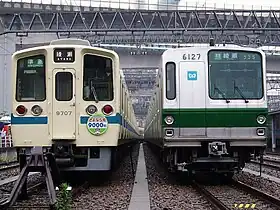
[16,55,46,101]
[55,72,73,101]
[83,54,114,101]
[165,62,176,100]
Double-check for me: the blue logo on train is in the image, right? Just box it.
[187,71,197,80]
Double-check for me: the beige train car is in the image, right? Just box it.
[11,39,140,171]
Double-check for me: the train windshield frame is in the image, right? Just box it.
[83,54,114,101]
[208,50,264,100]
[15,55,46,102]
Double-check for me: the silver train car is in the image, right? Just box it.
[145,46,268,178]
[11,39,140,171]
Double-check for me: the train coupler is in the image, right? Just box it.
[208,141,228,156]
[0,146,60,209]
[177,162,189,172]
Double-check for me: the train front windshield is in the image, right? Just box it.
[83,54,114,101]
[208,50,263,100]
[15,55,46,101]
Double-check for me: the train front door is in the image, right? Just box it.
[179,61,206,136]
[52,69,76,139]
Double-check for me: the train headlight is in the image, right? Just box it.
[86,105,97,115]
[102,105,113,115]
[257,115,266,125]
[16,105,27,116]
[31,105,43,116]
[164,116,174,125]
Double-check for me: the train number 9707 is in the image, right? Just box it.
[56,111,72,116]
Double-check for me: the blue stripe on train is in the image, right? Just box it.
[11,114,48,124]
[11,113,139,135]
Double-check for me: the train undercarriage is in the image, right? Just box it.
[16,141,136,172]
[150,140,265,179]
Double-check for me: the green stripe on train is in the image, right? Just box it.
[162,108,268,127]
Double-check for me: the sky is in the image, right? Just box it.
[3,0,280,10]
[178,0,280,10]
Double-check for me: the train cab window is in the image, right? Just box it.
[16,55,46,101]
[55,72,73,101]
[165,62,176,100]
[83,54,114,101]
[208,50,263,100]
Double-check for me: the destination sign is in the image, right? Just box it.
[54,48,75,63]
[18,55,45,69]
[209,51,261,62]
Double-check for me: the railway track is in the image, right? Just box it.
[0,161,19,172]
[0,180,47,209]
[250,157,280,170]
[192,180,280,210]
[0,175,92,209]
[265,152,280,157]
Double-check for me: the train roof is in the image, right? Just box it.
[12,39,119,59]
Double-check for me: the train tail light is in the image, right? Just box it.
[86,105,97,115]
[16,105,27,116]
[102,105,113,115]
[31,105,43,116]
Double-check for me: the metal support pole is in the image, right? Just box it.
[272,115,276,152]
[259,150,263,177]
[18,153,28,200]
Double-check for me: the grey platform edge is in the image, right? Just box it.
[128,143,150,210]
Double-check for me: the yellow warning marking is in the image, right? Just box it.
[234,204,256,208]
[245,204,250,208]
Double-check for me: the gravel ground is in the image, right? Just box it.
[234,171,280,200]
[0,166,20,180]
[245,162,280,179]
[0,143,140,209]
[0,172,44,202]
[205,184,278,210]
[11,183,50,210]
[72,143,140,210]
[144,144,214,210]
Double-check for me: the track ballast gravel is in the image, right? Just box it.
[204,184,278,210]
[143,144,214,210]
[72,143,140,210]
[0,167,19,181]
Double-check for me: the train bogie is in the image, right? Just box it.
[11,39,140,172]
[145,46,268,175]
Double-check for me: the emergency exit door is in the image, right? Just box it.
[52,69,76,139]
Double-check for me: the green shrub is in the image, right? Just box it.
[55,183,72,210]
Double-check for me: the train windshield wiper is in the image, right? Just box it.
[90,83,99,103]
[233,81,248,103]
[214,85,230,103]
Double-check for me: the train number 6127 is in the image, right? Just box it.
[183,53,201,60]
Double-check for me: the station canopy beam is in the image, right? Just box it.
[1,9,280,45]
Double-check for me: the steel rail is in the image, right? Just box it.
[192,181,231,210]
[250,159,280,170]
[233,180,280,209]
[0,163,19,171]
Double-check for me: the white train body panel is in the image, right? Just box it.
[145,46,268,173]
[11,39,140,171]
